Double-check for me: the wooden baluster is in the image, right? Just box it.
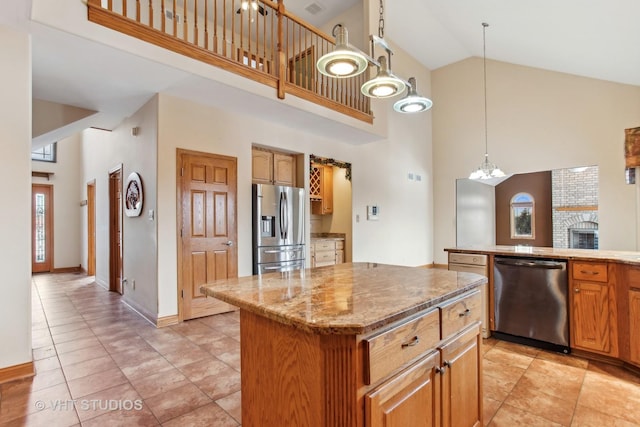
[239,2,244,61]
[122,0,127,17]
[107,0,113,11]
[229,0,234,59]
[213,0,218,53]
[262,2,266,72]
[205,0,210,51]
[161,0,165,32]
[194,0,199,46]
[277,1,285,99]
[248,5,252,64]
[136,0,140,22]
[270,3,274,75]
[148,0,153,28]
[183,0,188,42]
[173,0,177,36]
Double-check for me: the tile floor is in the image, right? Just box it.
[1,272,639,426]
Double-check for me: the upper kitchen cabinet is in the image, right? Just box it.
[310,163,333,215]
[252,147,297,187]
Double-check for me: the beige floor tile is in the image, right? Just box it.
[57,344,108,367]
[216,390,242,424]
[536,350,589,369]
[482,396,501,426]
[162,345,212,368]
[34,355,61,373]
[577,371,640,424]
[54,336,102,354]
[504,380,576,426]
[74,383,143,422]
[31,345,56,361]
[483,372,519,402]
[516,358,586,402]
[494,339,541,357]
[571,404,640,427]
[144,383,211,423]
[484,347,534,370]
[489,403,564,426]
[162,402,239,427]
[61,355,118,381]
[67,367,128,399]
[128,367,191,399]
[80,406,159,427]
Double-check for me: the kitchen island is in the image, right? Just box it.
[201,262,487,427]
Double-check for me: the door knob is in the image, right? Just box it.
[225,241,234,246]
[574,288,580,293]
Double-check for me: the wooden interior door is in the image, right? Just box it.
[179,149,238,320]
[109,167,123,294]
[87,181,96,276]
[32,184,53,273]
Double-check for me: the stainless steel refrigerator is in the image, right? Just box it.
[253,184,305,274]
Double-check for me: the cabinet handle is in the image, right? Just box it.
[401,336,420,348]
[443,360,451,368]
[579,270,599,275]
[574,288,580,293]
[459,308,471,317]
[435,366,445,375]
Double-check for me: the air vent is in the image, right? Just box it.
[165,10,183,22]
[305,2,324,15]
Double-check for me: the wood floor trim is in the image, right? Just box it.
[156,314,179,328]
[0,361,34,384]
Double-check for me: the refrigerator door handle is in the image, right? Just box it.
[279,191,286,240]
[283,192,289,240]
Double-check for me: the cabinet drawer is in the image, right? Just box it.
[439,290,482,339]
[313,241,336,251]
[448,253,487,266]
[363,309,440,385]
[573,262,608,283]
[336,240,344,250]
[315,251,335,263]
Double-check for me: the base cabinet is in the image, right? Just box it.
[630,289,640,365]
[570,262,618,357]
[439,325,482,427]
[365,351,441,427]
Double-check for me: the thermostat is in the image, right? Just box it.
[367,205,379,221]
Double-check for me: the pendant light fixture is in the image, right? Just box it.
[469,23,505,180]
[315,0,432,113]
[393,77,433,113]
[316,24,369,79]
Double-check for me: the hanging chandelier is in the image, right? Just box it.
[469,23,505,180]
[315,0,432,113]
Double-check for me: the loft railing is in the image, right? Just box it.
[86,0,372,123]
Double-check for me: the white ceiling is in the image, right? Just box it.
[4,0,640,141]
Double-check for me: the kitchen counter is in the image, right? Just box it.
[200,262,486,426]
[445,245,640,265]
[200,262,485,334]
[310,232,345,241]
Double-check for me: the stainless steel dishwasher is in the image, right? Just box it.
[493,256,570,353]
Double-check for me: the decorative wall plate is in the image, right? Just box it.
[124,172,143,217]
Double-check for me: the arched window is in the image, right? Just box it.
[511,193,535,239]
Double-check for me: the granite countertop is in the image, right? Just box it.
[445,245,640,265]
[200,262,486,335]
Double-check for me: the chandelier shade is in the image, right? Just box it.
[316,25,369,79]
[393,77,433,113]
[360,56,406,98]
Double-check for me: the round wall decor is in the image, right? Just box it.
[124,172,143,217]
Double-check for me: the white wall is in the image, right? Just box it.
[432,58,640,263]
[32,134,83,269]
[80,97,159,319]
[0,26,32,369]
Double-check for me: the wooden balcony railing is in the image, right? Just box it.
[87,0,372,123]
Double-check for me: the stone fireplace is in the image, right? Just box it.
[552,166,599,249]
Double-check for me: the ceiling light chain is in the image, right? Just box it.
[378,0,385,39]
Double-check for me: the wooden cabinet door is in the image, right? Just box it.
[322,165,333,214]
[440,324,482,427]
[572,281,611,353]
[252,148,273,184]
[630,289,640,365]
[273,153,295,186]
[365,351,441,427]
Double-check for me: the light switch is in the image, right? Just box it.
[148,209,154,221]
[367,205,379,221]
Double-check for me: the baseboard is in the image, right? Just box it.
[0,361,34,384]
[121,297,157,327]
[94,278,109,290]
[156,314,179,328]
[433,263,449,269]
[52,265,82,273]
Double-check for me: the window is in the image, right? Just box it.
[32,143,57,162]
[511,192,535,239]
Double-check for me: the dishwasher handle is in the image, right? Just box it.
[495,258,565,269]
